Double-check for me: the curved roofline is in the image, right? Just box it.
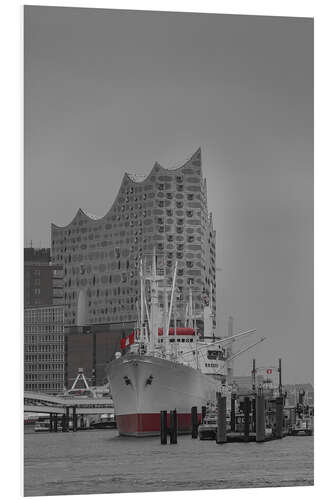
[51,148,202,230]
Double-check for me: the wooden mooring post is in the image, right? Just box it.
[201,405,206,424]
[72,406,77,432]
[244,397,251,441]
[216,392,227,444]
[49,413,53,432]
[169,410,177,444]
[65,407,70,432]
[61,414,66,432]
[191,406,198,439]
[160,411,167,445]
[230,394,236,432]
[275,396,284,439]
[54,413,58,432]
[256,388,265,442]
[252,397,256,433]
[252,359,256,392]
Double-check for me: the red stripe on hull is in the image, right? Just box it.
[116,412,201,437]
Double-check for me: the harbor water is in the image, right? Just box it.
[24,428,313,496]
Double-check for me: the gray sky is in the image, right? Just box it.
[24,7,313,384]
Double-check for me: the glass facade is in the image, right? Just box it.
[51,149,216,331]
[24,306,64,394]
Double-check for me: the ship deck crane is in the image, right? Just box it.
[227,337,266,362]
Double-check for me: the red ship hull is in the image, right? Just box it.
[116,412,202,437]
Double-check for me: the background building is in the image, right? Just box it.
[231,375,264,393]
[284,384,314,406]
[24,306,64,394]
[24,247,64,307]
[65,324,128,388]
[24,248,64,393]
[51,149,216,386]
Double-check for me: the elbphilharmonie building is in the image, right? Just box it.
[51,148,216,385]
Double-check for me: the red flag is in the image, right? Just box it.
[127,331,135,346]
[121,331,135,349]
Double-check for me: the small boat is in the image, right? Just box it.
[34,421,50,432]
[290,417,313,436]
[198,413,217,440]
[34,418,71,432]
[34,421,63,432]
[89,413,117,429]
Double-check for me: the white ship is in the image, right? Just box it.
[107,251,264,436]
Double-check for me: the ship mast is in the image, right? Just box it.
[167,262,178,333]
[188,286,193,329]
[163,281,169,352]
[139,258,145,342]
[143,248,165,353]
[149,247,159,351]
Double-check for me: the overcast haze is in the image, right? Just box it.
[24,7,313,384]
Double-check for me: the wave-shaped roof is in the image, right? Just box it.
[52,148,202,229]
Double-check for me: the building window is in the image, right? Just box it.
[187,235,195,243]
[186,210,193,217]
[166,209,173,216]
[158,184,164,191]
[166,193,173,199]
[167,235,173,242]
[176,202,183,208]
[187,194,194,200]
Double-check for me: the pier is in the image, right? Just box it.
[24,391,115,432]
[159,359,314,445]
